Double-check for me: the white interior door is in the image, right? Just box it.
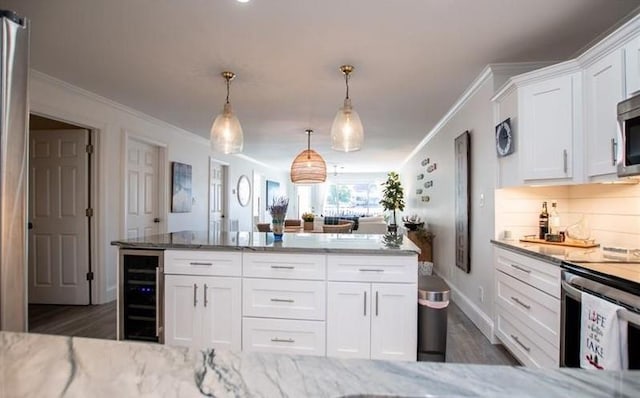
[28,129,89,305]
[209,159,226,233]
[126,138,160,239]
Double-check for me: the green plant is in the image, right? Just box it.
[301,212,315,222]
[379,171,405,226]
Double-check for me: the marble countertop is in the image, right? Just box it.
[492,239,640,287]
[2,331,639,398]
[111,230,420,255]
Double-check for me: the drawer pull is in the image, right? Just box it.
[510,296,531,310]
[271,265,295,270]
[510,264,531,274]
[270,298,294,303]
[271,338,295,343]
[190,262,212,266]
[511,334,531,352]
[359,268,384,272]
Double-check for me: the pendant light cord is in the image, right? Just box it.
[225,77,231,104]
[306,130,312,159]
[344,72,350,100]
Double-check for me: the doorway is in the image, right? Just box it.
[209,158,228,233]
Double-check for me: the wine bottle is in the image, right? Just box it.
[539,201,549,239]
[549,201,560,235]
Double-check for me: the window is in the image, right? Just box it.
[323,180,383,216]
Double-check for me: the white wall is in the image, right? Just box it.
[29,70,288,303]
[400,74,498,340]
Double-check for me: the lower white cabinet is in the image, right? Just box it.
[327,282,417,361]
[164,274,241,351]
[242,317,325,356]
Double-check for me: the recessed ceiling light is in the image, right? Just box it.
[237,0,250,3]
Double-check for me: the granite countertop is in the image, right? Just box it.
[491,239,640,287]
[2,331,639,398]
[111,230,420,256]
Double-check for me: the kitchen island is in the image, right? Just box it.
[112,231,419,361]
[2,331,638,397]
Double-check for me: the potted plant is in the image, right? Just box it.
[402,214,424,231]
[379,171,405,233]
[302,212,315,231]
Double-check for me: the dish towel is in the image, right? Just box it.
[580,292,628,370]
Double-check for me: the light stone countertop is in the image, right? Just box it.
[111,230,420,256]
[2,331,639,398]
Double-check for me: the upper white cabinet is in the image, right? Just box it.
[625,36,640,97]
[584,50,624,178]
[520,72,580,181]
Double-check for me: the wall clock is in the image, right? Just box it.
[237,175,251,207]
[495,118,513,157]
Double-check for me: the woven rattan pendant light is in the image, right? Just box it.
[290,129,327,184]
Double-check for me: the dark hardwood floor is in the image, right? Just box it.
[446,301,519,365]
[27,299,518,365]
[28,301,117,340]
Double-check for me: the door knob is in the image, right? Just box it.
[28,222,33,230]
[153,218,160,223]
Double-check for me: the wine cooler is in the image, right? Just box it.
[118,249,164,343]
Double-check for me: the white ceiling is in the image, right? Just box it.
[3,0,640,172]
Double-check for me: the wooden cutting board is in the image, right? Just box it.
[519,237,599,248]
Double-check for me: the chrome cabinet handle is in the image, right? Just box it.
[204,284,208,307]
[190,262,212,266]
[511,296,531,310]
[364,291,367,316]
[511,334,531,352]
[193,283,198,307]
[510,264,531,274]
[271,265,295,269]
[271,338,295,343]
[155,267,160,337]
[611,138,617,166]
[375,291,379,316]
[563,149,568,173]
[359,268,384,272]
[270,298,294,303]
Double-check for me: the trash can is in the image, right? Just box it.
[417,275,450,362]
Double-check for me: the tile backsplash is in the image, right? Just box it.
[495,183,640,248]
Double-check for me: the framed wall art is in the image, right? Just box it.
[454,131,470,273]
[266,180,280,210]
[171,162,192,213]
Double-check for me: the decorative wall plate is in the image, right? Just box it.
[427,163,437,173]
[496,118,514,157]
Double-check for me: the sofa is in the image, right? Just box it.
[353,216,387,234]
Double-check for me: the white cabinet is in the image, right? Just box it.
[625,36,640,97]
[520,73,580,181]
[493,246,561,368]
[326,254,417,361]
[585,50,624,178]
[164,250,241,351]
[242,317,326,356]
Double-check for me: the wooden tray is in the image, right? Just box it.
[519,237,599,248]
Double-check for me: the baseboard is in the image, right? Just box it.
[104,285,117,304]
[435,271,500,344]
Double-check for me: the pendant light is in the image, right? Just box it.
[210,71,243,154]
[290,129,327,184]
[330,65,364,152]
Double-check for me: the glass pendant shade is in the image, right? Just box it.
[330,98,364,152]
[211,102,243,154]
[290,130,327,184]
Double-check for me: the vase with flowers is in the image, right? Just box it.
[269,196,289,241]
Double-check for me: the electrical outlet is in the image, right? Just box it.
[478,286,484,303]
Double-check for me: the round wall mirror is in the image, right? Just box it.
[237,175,251,207]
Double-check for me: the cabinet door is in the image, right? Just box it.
[585,51,624,177]
[370,283,417,361]
[164,275,199,347]
[520,74,576,180]
[200,277,242,351]
[625,36,640,97]
[326,282,371,359]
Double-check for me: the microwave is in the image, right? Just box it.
[617,93,640,177]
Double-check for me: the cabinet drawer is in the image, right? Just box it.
[496,271,560,347]
[327,255,417,283]
[242,279,326,320]
[164,250,241,276]
[242,318,325,356]
[495,305,558,368]
[495,248,560,298]
[243,253,325,280]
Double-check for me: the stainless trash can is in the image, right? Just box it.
[417,275,450,362]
